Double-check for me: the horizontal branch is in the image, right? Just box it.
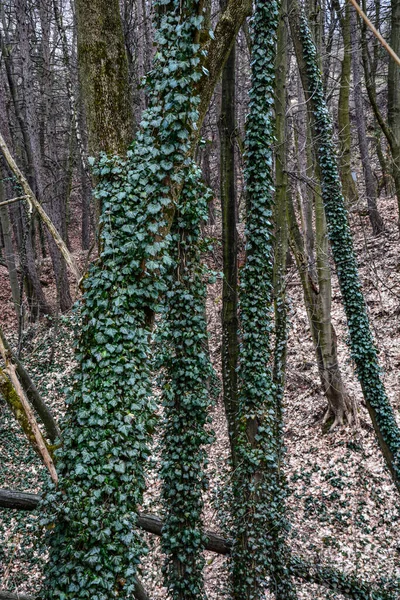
[0,593,33,600]
[0,195,29,208]
[0,489,397,599]
[0,580,150,600]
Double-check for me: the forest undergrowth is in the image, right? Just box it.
[0,192,400,599]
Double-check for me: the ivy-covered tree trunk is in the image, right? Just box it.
[288,0,400,493]
[219,12,239,466]
[160,169,213,600]
[230,1,297,598]
[41,0,253,596]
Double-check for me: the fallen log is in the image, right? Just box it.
[0,488,397,599]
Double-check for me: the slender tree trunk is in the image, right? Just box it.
[0,179,20,322]
[350,5,384,234]
[388,0,400,213]
[219,5,239,466]
[360,0,400,225]
[289,0,400,493]
[335,0,358,205]
[273,0,289,454]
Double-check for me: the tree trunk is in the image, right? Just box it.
[219,8,239,466]
[289,0,400,493]
[360,0,400,226]
[388,0,400,212]
[75,0,134,159]
[0,179,20,323]
[350,5,384,235]
[335,0,358,205]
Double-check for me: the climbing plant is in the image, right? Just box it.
[230,0,296,598]
[39,0,211,598]
[158,165,213,599]
[289,0,400,493]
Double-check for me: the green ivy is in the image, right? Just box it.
[297,7,400,491]
[39,0,210,598]
[158,165,213,599]
[230,0,296,598]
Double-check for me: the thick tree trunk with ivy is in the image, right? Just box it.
[334,0,358,206]
[231,1,297,598]
[288,0,400,493]
[41,0,253,597]
[350,5,383,235]
[219,13,239,466]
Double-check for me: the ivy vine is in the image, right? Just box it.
[297,6,400,491]
[230,0,296,598]
[158,165,214,599]
[39,0,211,598]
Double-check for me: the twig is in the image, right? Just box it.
[0,195,29,208]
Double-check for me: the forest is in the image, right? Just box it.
[0,0,400,598]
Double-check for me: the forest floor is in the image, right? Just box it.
[1,191,400,599]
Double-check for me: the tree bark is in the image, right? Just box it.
[289,0,400,493]
[75,0,134,159]
[219,5,239,466]
[0,179,20,323]
[350,5,384,234]
[334,0,358,205]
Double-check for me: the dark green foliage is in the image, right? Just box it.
[230,0,296,598]
[159,166,213,599]
[297,8,400,492]
[40,1,209,598]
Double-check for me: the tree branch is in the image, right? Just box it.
[0,341,58,484]
[0,326,61,444]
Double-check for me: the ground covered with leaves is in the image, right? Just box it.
[1,195,400,598]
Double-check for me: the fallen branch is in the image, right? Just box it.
[0,579,150,600]
[0,489,397,599]
[0,327,61,443]
[0,340,58,484]
[0,581,150,600]
[0,132,81,283]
